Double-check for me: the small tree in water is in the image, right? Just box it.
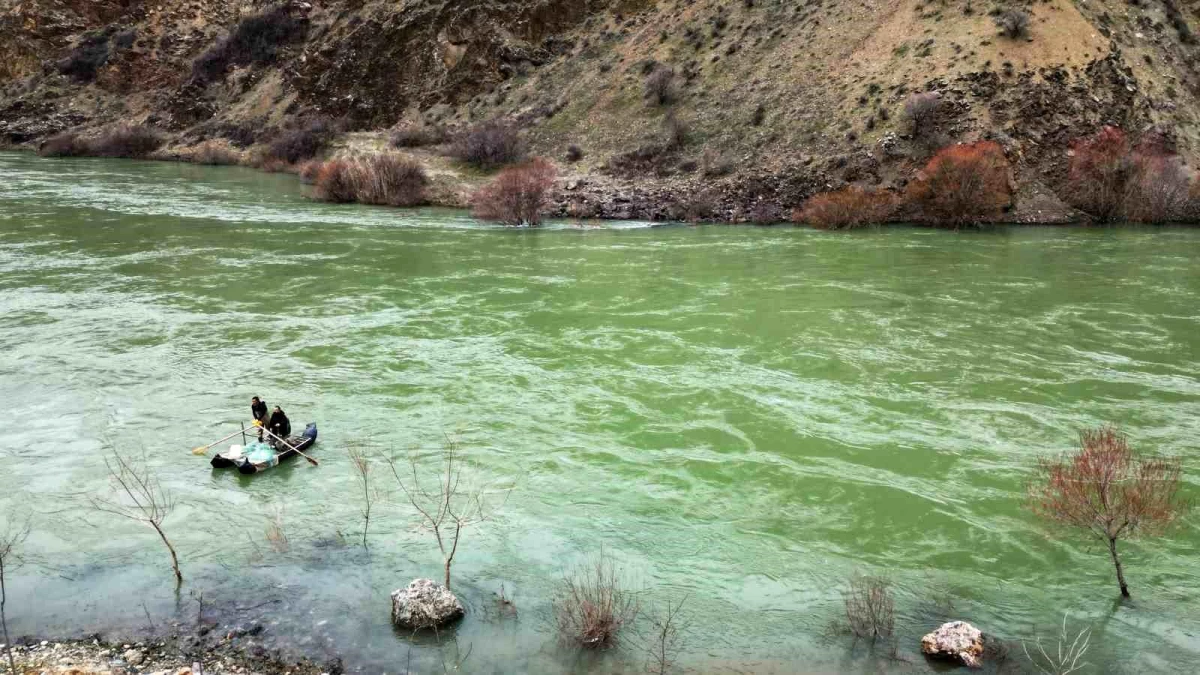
[1028,426,1187,598]
[93,452,183,586]
[385,436,505,590]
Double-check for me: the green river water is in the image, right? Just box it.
[0,151,1198,674]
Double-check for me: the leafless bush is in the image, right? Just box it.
[311,155,429,207]
[663,111,689,150]
[644,66,678,105]
[645,596,688,675]
[1,510,31,675]
[190,140,240,165]
[38,131,89,157]
[565,144,584,163]
[1022,614,1091,675]
[997,9,1031,39]
[842,574,894,641]
[902,92,941,139]
[90,125,167,159]
[191,5,308,83]
[384,436,506,589]
[701,148,734,177]
[471,158,557,226]
[450,121,524,169]
[796,186,899,229]
[347,442,377,549]
[553,551,639,650]
[264,117,335,165]
[906,140,1011,226]
[1124,153,1192,222]
[92,452,182,585]
[391,125,448,148]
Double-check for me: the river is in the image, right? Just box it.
[0,151,1198,674]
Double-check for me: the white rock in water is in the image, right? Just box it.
[390,578,465,629]
[921,621,985,668]
[124,648,145,665]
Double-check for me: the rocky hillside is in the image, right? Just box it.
[2,0,1199,222]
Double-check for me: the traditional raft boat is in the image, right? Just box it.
[211,423,318,474]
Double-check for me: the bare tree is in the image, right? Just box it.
[842,573,894,641]
[552,550,640,650]
[264,506,288,554]
[92,452,182,585]
[645,595,688,675]
[1029,426,1188,598]
[902,92,941,140]
[347,443,377,549]
[1022,614,1091,675]
[384,437,503,589]
[1,511,31,675]
[996,9,1031,40]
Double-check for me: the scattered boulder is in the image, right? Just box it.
[390,578,464,629]
[123,648,144,665]
[921,621,985,668]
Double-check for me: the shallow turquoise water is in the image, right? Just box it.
[0,152,1198,673]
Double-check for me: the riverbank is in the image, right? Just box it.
[3,633,330,675]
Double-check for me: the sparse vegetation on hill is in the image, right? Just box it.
[2,0,1200,224]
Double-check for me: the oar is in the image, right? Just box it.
[192,427,253,456]
[258,425,319,467]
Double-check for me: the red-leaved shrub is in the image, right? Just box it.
[795,186,899,229]
[906,141,1011,226]
[1066,126,1193,222]
[471,158,557,226]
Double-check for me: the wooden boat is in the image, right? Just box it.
[211,423,318,474]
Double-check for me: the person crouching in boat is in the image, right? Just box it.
[268,406,291,445]
[251,396,268,441]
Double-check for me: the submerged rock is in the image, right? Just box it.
[390,578,464,629]
[921,621,985,668]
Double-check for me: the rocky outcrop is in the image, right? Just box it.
[921,621,985,668]
[390,578,465,630]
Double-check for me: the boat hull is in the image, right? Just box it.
[211,423,318,473]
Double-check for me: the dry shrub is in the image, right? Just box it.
[190,141,240,165]
[903,92,941,139]
[644,66,677,105]
[264,117,335,165]
[38,131,89,157]
[312,155,429,207]
[451,121,524,169]
[1066,127,1193,222]
[471,157,557,226]
[192,5,307,83]
[90,125,167,159]
[391,124,447,148]
[906,140,1011,226]
[297,160,322,184]
[843,574,894,640]
[565,144,584,163]
[797,186,899,229]
[58,30,112,82]
[553,551,639,650]
[997,9,1031,39]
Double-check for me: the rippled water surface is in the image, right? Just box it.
[1,152,1198,673]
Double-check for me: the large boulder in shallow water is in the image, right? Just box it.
[390,578,464,629]
[921,621,985,668]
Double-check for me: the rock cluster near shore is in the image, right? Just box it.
[2,638,328,675]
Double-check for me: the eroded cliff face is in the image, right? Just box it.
[2,0,1199,220]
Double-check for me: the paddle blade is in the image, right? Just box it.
[191,447,208,456]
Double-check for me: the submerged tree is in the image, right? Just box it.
[347,442,377,549]
[1029,426,1187,598]
[1,510,31,675]
[385,437,504,590]
[93,452,183,586]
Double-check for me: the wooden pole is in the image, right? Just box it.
[192,427,251,455]
[258,425,319,467]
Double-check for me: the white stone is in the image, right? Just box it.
[390,578,465,629]
[921,621,985,668]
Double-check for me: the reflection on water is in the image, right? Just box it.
[1,152,1198,673]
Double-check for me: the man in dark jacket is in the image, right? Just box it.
[251,396,268,440]
[268,406,291,442]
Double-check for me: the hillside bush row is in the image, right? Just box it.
[797,128,1198,228]
[38,125,166,159]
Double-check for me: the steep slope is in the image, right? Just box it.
[2,0,1198,222]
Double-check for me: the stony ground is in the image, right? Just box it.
[2,636,329,675]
